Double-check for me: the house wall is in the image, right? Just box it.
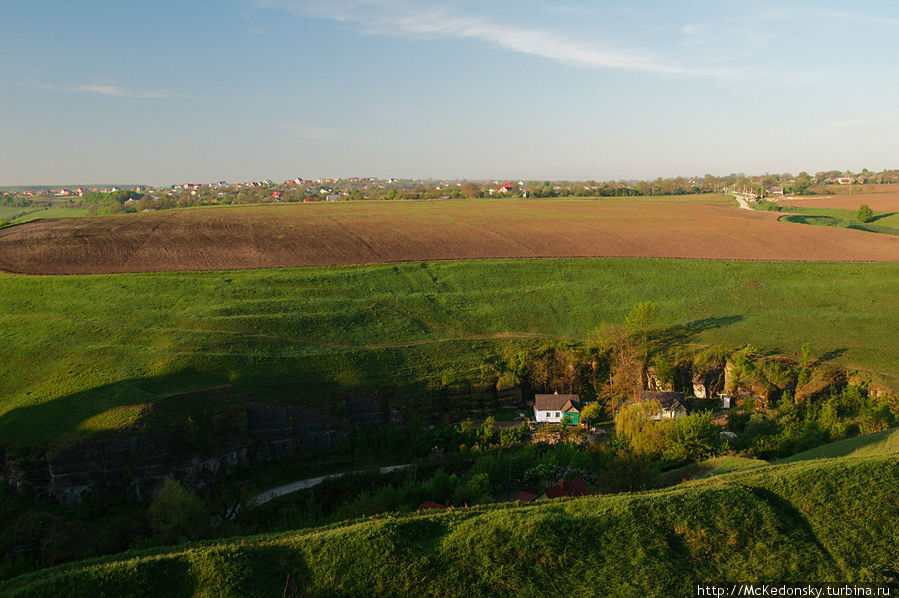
[534,408,564,423]
[533,408,578,424]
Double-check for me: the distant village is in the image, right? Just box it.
[3,168,898,210]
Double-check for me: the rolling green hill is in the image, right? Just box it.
[781,427,899,462]
[1,258,899,448]
[2,453,895,597]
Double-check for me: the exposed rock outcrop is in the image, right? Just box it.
[691,367,724,399]
[2,393,390,505]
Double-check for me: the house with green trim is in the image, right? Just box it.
[533,393,581,425]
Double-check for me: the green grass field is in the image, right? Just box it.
[1,257,898,448]
[781,427,899,462]
[781,206,899,236]
[655,456,769,486]
[2,452,895,596]
[0,206,90,223]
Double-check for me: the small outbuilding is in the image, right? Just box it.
[639,390,689,420]
[534,392,581,424]
[513,491,538,503]
[544,478,589,499]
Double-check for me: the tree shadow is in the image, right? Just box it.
[0,339,434,454]
[653,315,745,347]
[869,211,897,222]
[817,347,848,363]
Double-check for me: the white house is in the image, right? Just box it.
[534,393,581,424]
[640,391,689,420]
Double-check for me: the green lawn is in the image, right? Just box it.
[655,456,769,486]
[1,257,898,448]
[781,427,899,462]
[2,453,895,596]
[0,206,90,223]
[776,206,899,236]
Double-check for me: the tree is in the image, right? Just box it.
[857,204,874,223]
[579,402,605,426]
[147,478,210,543]
[624,301,657,361]
[614,400,666,456]
[460,182,482,198]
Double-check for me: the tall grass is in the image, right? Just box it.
[2,454,895,596]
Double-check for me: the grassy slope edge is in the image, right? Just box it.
[2,258,899,449]
[2,454,896,597]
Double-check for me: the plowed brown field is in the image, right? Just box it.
[782,190,899,211]
[2,198,899,274]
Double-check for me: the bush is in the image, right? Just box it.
[579,402,605,427]
[661,411,719,466]
[147,479,210,543]
[856,204,875,223]
[498,423,529,448]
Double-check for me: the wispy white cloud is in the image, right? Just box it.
[256,0,722,77]
[26,82,188,99]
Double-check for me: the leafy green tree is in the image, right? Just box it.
[147,478,210,543]
[856,204,875,223]
[476,417,497,448]
[615,400,666,456]
[579,402,605,426]
[661,411,718,466]
[625,301,657,361]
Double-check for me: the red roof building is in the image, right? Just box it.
[418,501,449,511]
[514,491,538,503]
[543,477,589,499]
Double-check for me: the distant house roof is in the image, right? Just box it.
[514,491,538,503]
[418,501,448,511]
[544,478,588,499]
[534,393,581,412]
[639,391,688,411]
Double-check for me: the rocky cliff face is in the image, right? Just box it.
[692,367,724,399]
[1,393,389,505]
[1,387,523,505]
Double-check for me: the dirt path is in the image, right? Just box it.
[250,463,412,507]
[731,193,754,210]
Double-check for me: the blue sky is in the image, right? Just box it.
[2,0,899,184]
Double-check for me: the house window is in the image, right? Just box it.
[555,412,560,417]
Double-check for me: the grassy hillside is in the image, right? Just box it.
[1,257,899,448]
[2,454,895,597]
[655,456,769,487]
[0,206,89,223]
[781,207,899,236]
[781,427,899,462]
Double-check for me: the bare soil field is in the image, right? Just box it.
[781,190,899,211]
[2,198,899,274]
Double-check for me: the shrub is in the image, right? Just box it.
[579,402,605,427]
[661,411,719,466]
[498,423,529,448]
[856,204,875,223]
[147,479,210,543]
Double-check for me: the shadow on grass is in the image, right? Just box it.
[869,211,897,223]
[817,347,848,363]
[653,315,744,347]
[749,487,840,571]
[782,214,842,227]
[0,341,435,451]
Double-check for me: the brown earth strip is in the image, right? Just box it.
[781,190,899,211]
[2,198,899,275]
